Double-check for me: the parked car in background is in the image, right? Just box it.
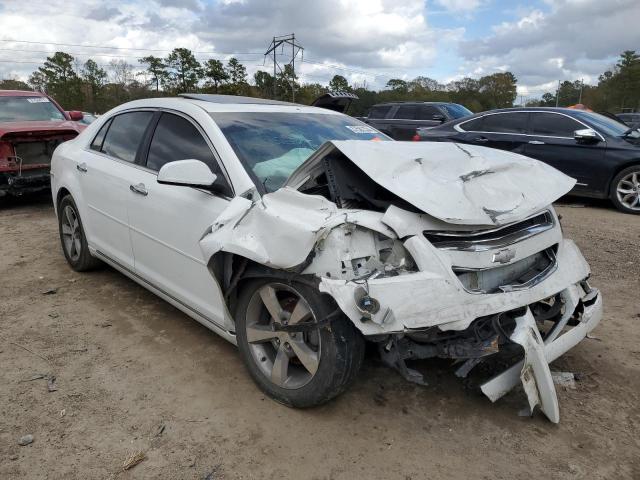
[0,90,85,197]
[50,94,601,422]
[361,101,472,140]
[417,107,640,214]
[616,112,640,131]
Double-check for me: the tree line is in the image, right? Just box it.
[0,48,637,116]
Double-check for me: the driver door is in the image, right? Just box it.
[126,111,234,328]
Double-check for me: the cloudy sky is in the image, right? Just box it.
[0,0,638,98]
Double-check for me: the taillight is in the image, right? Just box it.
[0,141,15,163]
[412,134,421,141]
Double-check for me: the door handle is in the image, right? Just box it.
[528,140,545,145]
[76,162,87,173]
[473,137,489,143]
[129,183,148,196]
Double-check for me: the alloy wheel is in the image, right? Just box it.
[244,283,321,389]
[61,205,82,261]
[616,171,640,211]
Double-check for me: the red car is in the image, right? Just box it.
[0,90,85,197]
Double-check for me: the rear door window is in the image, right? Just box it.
[146,113,221,174]
[368,105,391,119]
[394,105,418,120]
[101,111,154,162]
[529,113,582,137]
[482,113,528,133]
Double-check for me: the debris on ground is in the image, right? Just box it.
[155,423,166,436]
[18,434,34,446]
[60,409,66,417]
[202,465,222,479]
[551,371,576,389]
[586,333,602,341]
[41,288,58,295]
[122,450,146,470]
[97,322,112,328]
[48,312,60,319]
[47,375,57,392]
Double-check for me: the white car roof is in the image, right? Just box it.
[110,95,343,115]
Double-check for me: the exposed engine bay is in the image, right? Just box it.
[199,140,603,422]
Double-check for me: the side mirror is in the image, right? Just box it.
[68,111,84,121]
[157,160,217,189]
[432,114,446,123]
[574,128,599,143]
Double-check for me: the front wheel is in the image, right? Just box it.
[610,166,640,214]
[235,278,365,407]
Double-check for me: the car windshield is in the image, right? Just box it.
[0,96,66,122]
[573,111,640,138]
[442,104,472,119]
[211,111,388,192]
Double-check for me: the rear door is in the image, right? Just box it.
[459,112,529,153]
[78,111,154,268]
[524,112,606,192]
[126,111,233,328]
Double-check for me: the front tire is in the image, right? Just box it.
[610,165,640,214]
[57,195,101,271]
[235,278,365,407]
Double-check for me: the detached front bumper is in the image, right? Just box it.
[481,284,602,423]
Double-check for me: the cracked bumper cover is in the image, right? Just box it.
[480,286,602,423]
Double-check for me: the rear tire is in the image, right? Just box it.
[57,195,101,271]
[610,165,640,214]
[235,277,365,407]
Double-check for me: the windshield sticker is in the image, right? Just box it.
[26,97,50,103]
[345,125,378,134]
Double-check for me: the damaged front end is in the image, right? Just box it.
[0,130,77,197]
[200,140,603,422]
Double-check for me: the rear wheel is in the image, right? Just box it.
[610,166,640,214]
[235,278,365,407]
[57,195,101,271]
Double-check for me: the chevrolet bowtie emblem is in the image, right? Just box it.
[492,248,516,264]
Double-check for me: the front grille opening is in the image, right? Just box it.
[425,211,554,251]
[454,246,557,294]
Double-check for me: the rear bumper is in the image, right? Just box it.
[480,285,602,423]
[0,170,51,196]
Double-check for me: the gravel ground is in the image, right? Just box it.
[1,194,639,479]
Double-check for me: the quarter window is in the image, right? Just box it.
[90,118,112,152]
[416,105,442,120]
[482,113,528,133]
[530,113,582,137]
[146,113,220,174]
[101,111,154,162]
[459,116,484,131]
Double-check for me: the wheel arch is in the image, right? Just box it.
[608,160,640,195]
[207,251,321,321]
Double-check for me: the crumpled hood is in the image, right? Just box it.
[286,140,575,226]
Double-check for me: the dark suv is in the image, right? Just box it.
[361,102,471,140]
[417,107,640,214]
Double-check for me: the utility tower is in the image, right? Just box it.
[264,34,304,102]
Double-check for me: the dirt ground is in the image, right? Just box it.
[1,194,639,480]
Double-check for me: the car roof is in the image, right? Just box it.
[481,107,591,115]
[373,101,455,106]
[0,89,47,97]
[179,93,298,106]
[112,95,344,115]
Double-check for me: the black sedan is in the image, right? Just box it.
[417,107,640,214]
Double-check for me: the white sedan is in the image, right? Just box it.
[51,94,602,422]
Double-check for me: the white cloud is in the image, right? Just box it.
[433,0,484,13]
[458,0,640,90]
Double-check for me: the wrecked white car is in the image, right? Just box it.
[51,94,602,422]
